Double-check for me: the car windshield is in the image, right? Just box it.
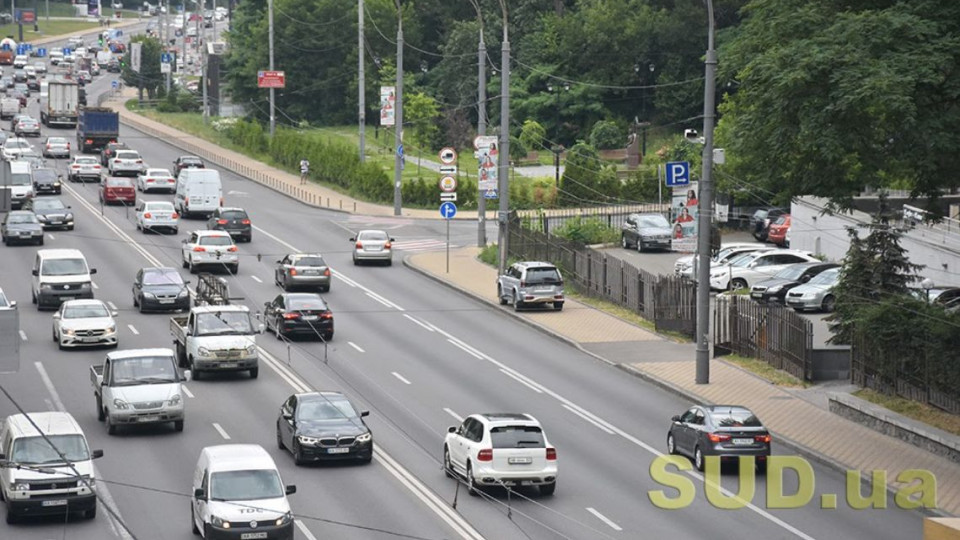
[636,215,669,228]
[194,311,253,335]
[8,213,38,224]
[525,267,561,285]
[287,297,328,311]
[63,303,109,319]
[297,397,357,420]
[210,470,284,501]
[110,356,178,385]
[145,203,174,212]
[11,434,90,465]
[490,425,546,449]
[143,270,183,286]
[808,268,840,286]
[711,409,762,428]
[199,236,233,246]
[0,291,7,306]
[11,173,31,186]
[359,231,387,241]
[775,265,811,281]
[295,256,325,267]
[33,169,58,182]
[729,253,759,268]
[41,258,87,276]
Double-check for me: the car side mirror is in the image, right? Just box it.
[32,269,38,276]
[8,301,15,309]
[66,205,71,209]
[801,276,811,283]
[282,411,292,420]
[110,310,118,317]
[671,415,680,422]
[91,449,104,459]
[285,485,297,495]
[194,488,205,499]
[276,260,282,264]
[448,426,457,433]
[360,410,369,417]
[349,237,356,242]
[52,312,60,319]
[90,268,97,275]
[390,238,396,242]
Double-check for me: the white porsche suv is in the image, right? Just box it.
[444,413,558,496]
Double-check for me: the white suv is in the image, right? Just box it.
[181,230,239,274]
[444,413,558,496]
[108,149,146,177]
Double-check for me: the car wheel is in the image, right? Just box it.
[274,318,283,340]
[276,423,285,450]
[621,235,629,249]
[105,413,117,435]
[191,505,200,535]
[821,294,836,313]
[182,256,189,269]
[731,278,748,291]
[6,506,18,524]
[694,446,704,472]
[320,285,330,293]
[637,240,645,253]
[37,237,43,246]
[667,433,677,455]
[352,255,359,266]
[498,285,508,305]
[190,358,202,381]
[513,291,522,311]
[293,440,306,466]
[189,260,197,274]
[228,264,239,275]
[52,327,57,342]
[466,462,479,496]
[174,420,184,432]
[58,335,66,350]
[249,367,258,379]
[539,482,556,496]
[443,446,454,478]
[322,331,333,341]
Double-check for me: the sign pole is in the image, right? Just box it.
[446,218,450,273]
[267,0,275,136]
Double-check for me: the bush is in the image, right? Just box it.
[552,216,620,244]
[519,119,546,153]
[589,120,623,150]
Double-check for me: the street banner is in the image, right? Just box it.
[474,135,499,191]
[88,0,100,17]
[671,182,699,253]
[380,86,395,126]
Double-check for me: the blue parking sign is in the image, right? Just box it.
[36,48,46,57]
[665,161,691,187]
[112,80,119,89]
[62,47,72,56]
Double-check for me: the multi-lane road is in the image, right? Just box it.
[0,22,927,540]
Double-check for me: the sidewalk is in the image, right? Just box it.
[405,246,960,517]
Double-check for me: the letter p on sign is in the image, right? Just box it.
[666,161,690,187]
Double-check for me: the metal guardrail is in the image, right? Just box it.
[901,204,960,250]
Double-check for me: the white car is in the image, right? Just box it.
[2,137,32,161]
[674,243,771,280]
[12,55,28,69]
[23,65,36,78]
[137,167,176,193]
[443,413,558,496]
[33,62,46,74]
[181,230,239,274]
[136,200,179,234]
[108,149,146,177]
[49,50,64,65]
[708,249,819,291]
[68,155,102,182]
[52,299,118,350]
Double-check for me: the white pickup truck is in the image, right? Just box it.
[91,348,187,435]
[170,305,264,379]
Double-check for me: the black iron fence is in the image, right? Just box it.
[713,295,814,381]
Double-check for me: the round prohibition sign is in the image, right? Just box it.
[439,176,457,192]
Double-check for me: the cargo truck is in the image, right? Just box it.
[91,348,187,435]
[40,80,80,128]
[76,107,119,153]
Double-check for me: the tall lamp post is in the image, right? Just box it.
[468,0,486,247]
[635,62,655,157]
[496,0,510,275]
[392,0,404,216]
[547,82,568,187]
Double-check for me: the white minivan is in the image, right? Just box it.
[32,249,97,309]
[8,160,34,210]
[192,444,296,539]
[0,411,104,523]
[175,169,222,219]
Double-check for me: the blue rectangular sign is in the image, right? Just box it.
[665,161,691,187]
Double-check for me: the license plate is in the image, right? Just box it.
[219,363,237,368]
[732,438,753,446]
[50,220,61,224]
[751,293,762,298]
[42,499,68,507]
[81,337,101,343]
[138,416,160,423]
[327,447,350,454]
[302,270,318,275]
[302,315,317,321]
[19,231,30,235]
[60,296,76,301]
[159,299,174,304]
[508,457,533,464]
[241,533,268,540]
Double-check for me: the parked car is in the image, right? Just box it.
[767,214,791,246]
[1,210,44,245]
[750,262,839,304]
[276,392,372,464]
[52,299,118,349]
[68,155,103,182]
[172,154,204,177]
[99,176,136,205]
[786,267,841,312]
[674,243,769,280]
[42,136,71,158]
[497,261,564,311]
[667,405,771,473]
[750,208,787,241]
[274,253,331,292]
[263,292,334,340]
[24,197,73,230]
[708,249,819,291]
[135,199,179,234]
[30,167,63,195]
[132,266,190,312]
[136,167,176,193]
[621,213,673,252]
[350,229,394,266]
[444,413,558,496]
[206,207,251,242]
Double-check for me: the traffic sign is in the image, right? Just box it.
[62,47,71,56]
[438,147,457,164]
[440,193,457,202]
[161,52,173,63]
[111,80,119,89]
[439,202,457,220]
[160,62,171,73]
[483,190,498,199]
[665,161,691,187]
[439,176,457,192]
[257,70,285,88]
[439,165,457,174]
[36,47,46,57]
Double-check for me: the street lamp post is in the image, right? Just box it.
[547,82,568,187]
[393,0,403,216]
[496,0,510,275]
[635,61,655,157]
[468,0,486,248]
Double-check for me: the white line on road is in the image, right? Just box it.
[212,423,231,440]
[391,371,412,385]
[348,341,365,353]
[251,275,262,283]
[366,292,394,308]
[586,508,622,532]
[182,386,194,398]
[18,330,27,341]
[448,339,483,359]
[47,233,55,240]
[92,281,99,289]
[443,408,463,422]
[107,301,117,310]
[563,404,615,435]
[499,368,543,394]
[127,324,139,335]
[295,520,319,540]
[403,314,435,332]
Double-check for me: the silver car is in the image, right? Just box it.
[42,136,71,158]
[14,116,40,137]
[351,229,394,266]
[497,261,565,311]
[52,299,119,349]
[785,267,840,312]
[275,253,331,292]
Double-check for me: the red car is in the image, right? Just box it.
[766,214,791,246]
[99,177,136,206]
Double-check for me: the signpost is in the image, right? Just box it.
[438,148,459,272]
[439,147,457,165]
[257,70,286,88]
[130,42,142,73]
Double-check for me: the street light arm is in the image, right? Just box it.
[498,0,508,42]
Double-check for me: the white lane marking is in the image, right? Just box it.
[107,301,117,310]
[586,508,622,532]
[47,233,55,240]
[499,368,543,393]
[403,313,435,332]
[182,386,194,398]
[443,408,463,422]
[92,281,99,289]
[295,520,319,540]
[348,341,365,353]
[127,324,139,335]
[212,423,231,440]
[448,339,483,359]
[18,330,27,341]
[366,292,394,308]
[251,275,262,283]
[391,371,412,385]
[563,404,614,435]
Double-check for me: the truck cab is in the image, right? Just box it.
[92,348,187,435]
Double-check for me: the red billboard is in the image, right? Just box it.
[257,70,285,89]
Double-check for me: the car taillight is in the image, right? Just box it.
[241,219,250,225]
[283,313,300,320]
[66,143,70,149]
[71,165,79,169]
[217,219,227,225]
[94,165,101,169]
[546,448,557,461]
[323,268,330,276]
[321,313,333,319]
[114,159,120,163]
[85,139,93,144]
[708,433,732,443]
[45,144,50,149]
[384,241,392,249]
[289,268,298,276]
[477,449,493,462]
[192,246,206,252]
[520,281,526,287]
[755,434,771,443]
[146,178,154,183]
[227,246,238,252]
[143,212,152,218]
[172,213,179,219]
[219,198,224,206]
[136,160,142,164]
[355,242,363,249]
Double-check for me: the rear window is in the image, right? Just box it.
[710,409,762,428]
[76,157,98,164]
[490,425,545,449]
[221,211,247,220]
[116,151,139,159]
[199,236,233,246]
[106,178,133,187]
[524,267,561,285]
[287,297,328,311]
[296,256,326,267]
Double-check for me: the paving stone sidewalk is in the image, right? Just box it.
[405,246,960,517]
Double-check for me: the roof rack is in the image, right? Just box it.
[194,273,243,306]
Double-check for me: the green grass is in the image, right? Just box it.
[723,354,811,388]
[0,20,100,40]
[853,388,960,437]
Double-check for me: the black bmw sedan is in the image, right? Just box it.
[276,391,373,465]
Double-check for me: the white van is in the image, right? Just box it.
[32,249,97,309]
[9,160,34,210]
[0,411,104,523]
[192,444,296,538]
[175,169,222,218]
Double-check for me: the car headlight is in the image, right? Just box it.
[244,344,256,355]
[65,213,73,220]
[62,328,75,336]
[113,398,129,410]
[356,432,372,443]
[211,515,230,528]
[276,513,293,526]
[177,289,189,297]
[167,394,181,406]
[767,285,783,293]
[143,292,156,298]
[36,214,47,221]
[105,325,116,333]
[41,284,54,289]
[198,347,211,357]
[297,435,319,446]
[53,182,60,186]
[11,482,29,491]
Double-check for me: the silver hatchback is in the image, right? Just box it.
[497,261,565,311]
[275,253,332,292]
[351,230,394,266]
[785,267,840,312]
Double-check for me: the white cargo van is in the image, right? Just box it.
[8,160,34,209]
[32,248,97,309]
[191,444,296,538]
[175,169,222,218]
[0,411,104,523]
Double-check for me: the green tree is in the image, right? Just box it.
[559,141,618,206]
[519,119,546,154]
[404,92,441,150]
[589,120,622,150]
[121,36,164,99]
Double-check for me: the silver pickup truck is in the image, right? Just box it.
[91,348,187,435]
[170,305,263,379]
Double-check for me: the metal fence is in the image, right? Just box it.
[713,295,814,381]
[516,203,668,236]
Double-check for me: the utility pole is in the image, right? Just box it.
[358,0,365,162]
[201,41,208,123]
[392,0,403,216]
[470,0,486,247]
[267,0,275,136]
[496,0,510,275]
[695,0,717,385]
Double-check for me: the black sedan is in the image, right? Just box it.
[206,207,252,242]
[31,167,62,195]
[750,262,839,303]
[132,267,191,313]
[172,155,204,177]
[276,391,373,465]
[100,141,129,166]
[1,211,44,246]
[23,197,73,230]
[264,293,334,340]
[621,213,673,252]
[667,405,771,473]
